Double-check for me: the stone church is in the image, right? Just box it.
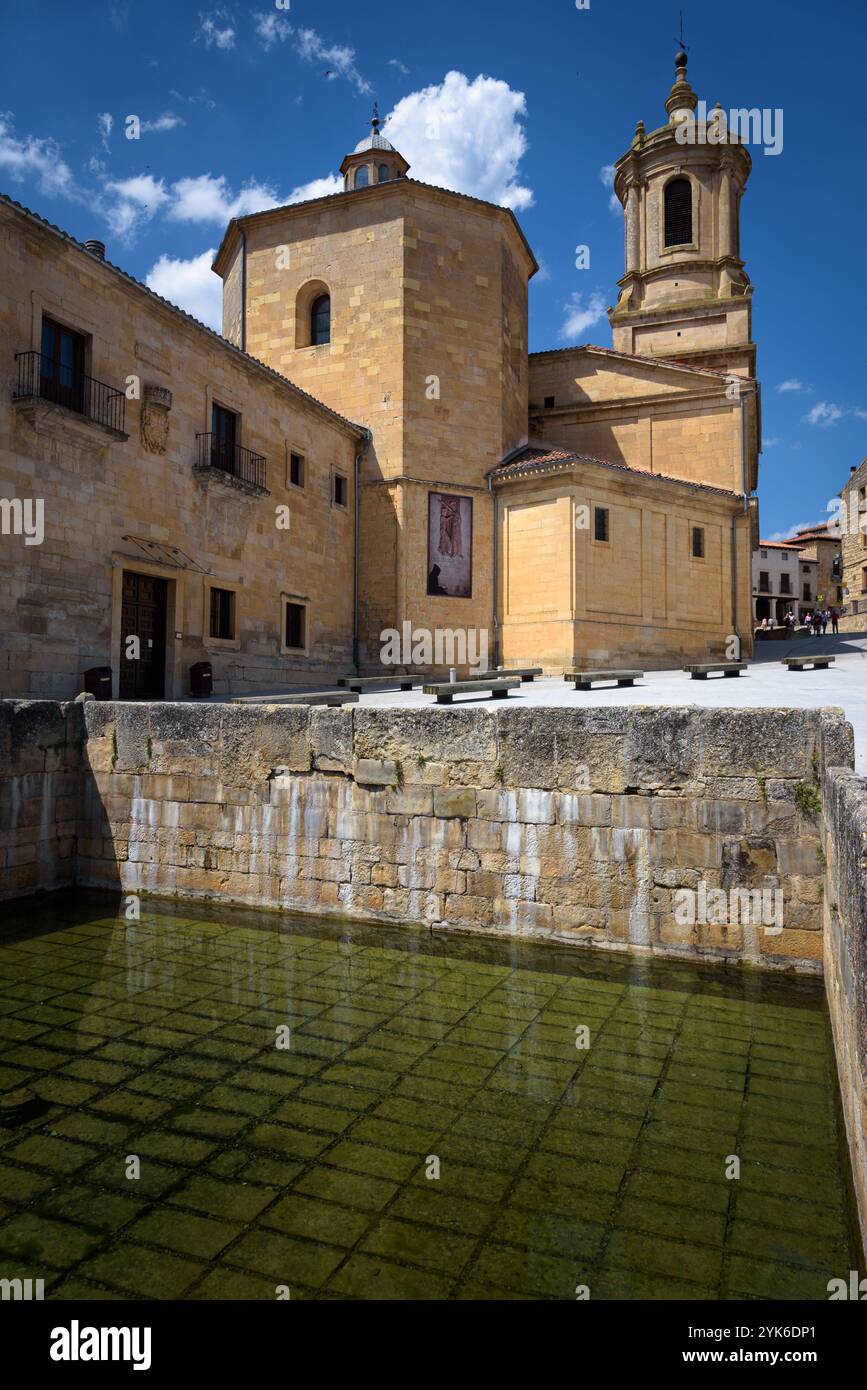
[214,49,759,672]
[0,52,759,698]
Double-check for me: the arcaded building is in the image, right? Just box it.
[0,52,761,696]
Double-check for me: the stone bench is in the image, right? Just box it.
[233,690,359,707]
[783,655,835,671]
[475,667,543,683]
[337,675,426,692]
[422,678,520,705]
[684,662,748,679]
[566,670,643,690]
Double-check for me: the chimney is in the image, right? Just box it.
[84,239,106,260]
[851,465,857,474]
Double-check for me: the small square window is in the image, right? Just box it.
[284,601,306,650]
[692,526,705,559]
[333,473,347,507]
[543,396,555,409]
[209,587,235,641]
[289,452,305,488]
[594,507,609,543]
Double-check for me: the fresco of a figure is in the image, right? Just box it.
[427,491,472,597]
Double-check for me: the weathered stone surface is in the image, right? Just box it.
[433,788,477,819]
[354,707,497,766]
[354,758,400,787]
[309,706,354,773]
[113,703,152,771]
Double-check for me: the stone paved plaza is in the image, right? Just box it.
[0,896,856,1300]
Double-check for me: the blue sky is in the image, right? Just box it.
[2,0,864,538]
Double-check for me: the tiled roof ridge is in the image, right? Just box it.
[529,342,753,383]
[490,445,740,498]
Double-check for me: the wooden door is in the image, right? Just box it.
[119,571,167,699]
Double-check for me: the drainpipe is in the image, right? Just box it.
[732,393,751,651]
[239,224,247,353]
[353,431,371,675]
[488,473,500,670]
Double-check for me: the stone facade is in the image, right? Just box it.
[1,51,766,691]
[213,180,533,667]
[496,454,754,670]
[839,459,867,630]
[0,198,364,701]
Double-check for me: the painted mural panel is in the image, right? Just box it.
[427,492,472,598]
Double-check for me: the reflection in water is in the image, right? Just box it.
[0,891,857,1301]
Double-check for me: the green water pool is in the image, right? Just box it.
[0,892,858,1300]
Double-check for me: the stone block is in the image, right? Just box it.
[354,758,400,787]
[433,787,477,819]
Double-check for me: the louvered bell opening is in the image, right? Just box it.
[664,179,693,247]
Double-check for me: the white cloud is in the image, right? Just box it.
[0,115,80,200]
[170,88,217,111]
[599,163,619,214]
[197,11,235,51]
[103,174,169,239]
[389,58,409,76]
[763,437,781,447]
[146,248,222,330]
[167,173,281,223]
[285,173,343,204]
[777,378,804,392]
[766,523,813,542]
[533,257,551,284]
[293,27,371,94]
[854,408,867,420]
[804,401,843,427]
[382,71,533,211]
[254,11,291,50]
[560,291,608,340]
[97,112,113,151]
[141,113,185,135]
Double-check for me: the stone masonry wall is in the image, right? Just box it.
[0,700,82,898]
[822,767,867,1253]
[67,700,854,973]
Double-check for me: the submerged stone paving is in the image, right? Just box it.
[0,894,857,1300]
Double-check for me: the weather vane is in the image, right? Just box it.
[675,9,689,52]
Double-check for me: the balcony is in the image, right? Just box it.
[194,433,268,495]
[13,350,126,434]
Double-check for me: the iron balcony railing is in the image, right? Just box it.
[14,350,126,433]
[196,433,267,491]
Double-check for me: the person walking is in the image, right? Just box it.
[831,608,840,635]
[820,608,829,635]
[804,611,813,635]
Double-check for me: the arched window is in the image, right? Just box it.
[355,165,370,188]
[664,178,693,247]
[378,164,390,183]
[311,294,331,346]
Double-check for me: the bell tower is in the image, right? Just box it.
[609,51,756,379]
